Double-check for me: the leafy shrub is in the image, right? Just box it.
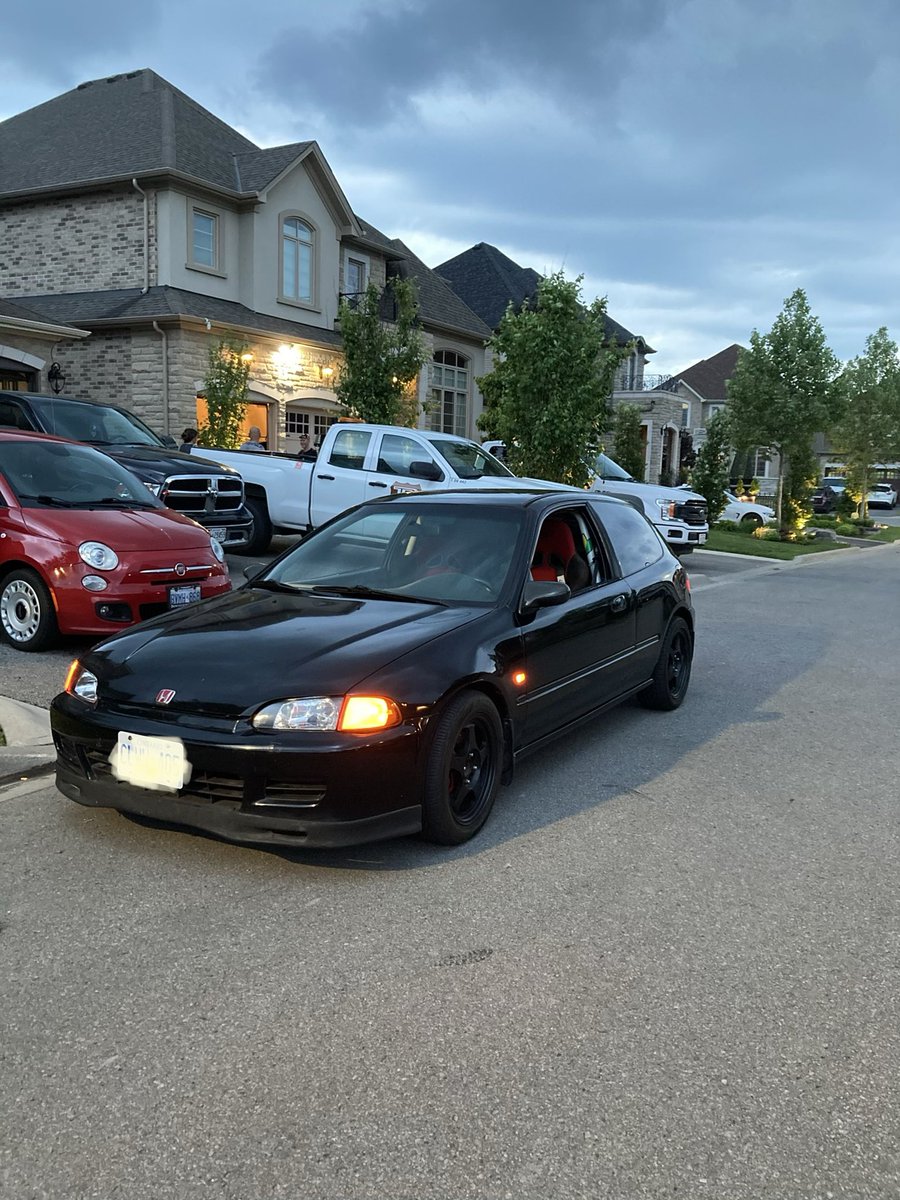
[753,526,781,540]
[715,519,742,532]
[835,523,857,536]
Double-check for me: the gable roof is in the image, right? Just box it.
[0,69,353,231]
[387,240,492,341]
[435,241,649,349]
[670,344,745,401]
[436,243,542,331]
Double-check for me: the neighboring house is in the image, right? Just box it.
[0,69,490,448]
[0,298,90,392]
[668,343,778,485]
[436,242,685,483]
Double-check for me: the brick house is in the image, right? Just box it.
[436,241,687,483]
[0,69,490,449]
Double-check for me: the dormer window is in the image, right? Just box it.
[281,215,315,306]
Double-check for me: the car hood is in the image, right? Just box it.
[88,586,485,712]
[99,445,240,480]
[23,506,212,551]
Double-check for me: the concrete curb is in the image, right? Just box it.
[0,695,55,786]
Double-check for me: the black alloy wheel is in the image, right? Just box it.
[639,616,693,711]
[422,690,503,845]
[741,512,764,529]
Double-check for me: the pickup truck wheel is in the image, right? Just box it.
[422,691,503,845]
[0,568,58,652]
[639,617,692,711]
[237,497,273,556]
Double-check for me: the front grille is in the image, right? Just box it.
[675,499,708,526]
[160,475,244,515]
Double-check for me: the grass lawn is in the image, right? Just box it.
[704,529,848,559]
[872,525,900,543]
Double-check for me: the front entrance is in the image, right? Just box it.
[0,357,37,391]
[285,396,341,455]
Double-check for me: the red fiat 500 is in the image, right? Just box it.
[0,431,232,651]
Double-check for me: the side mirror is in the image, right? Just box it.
[241,564,265,582]
[521,580,570,612]
[408,459,443,481]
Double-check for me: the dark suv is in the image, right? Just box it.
[0,393,251,549]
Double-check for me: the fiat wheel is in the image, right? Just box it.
[422,691,503,845]
[0,567,59,652]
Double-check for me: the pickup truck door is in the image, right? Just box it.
[364,431,448,499]
[309,427,374,526]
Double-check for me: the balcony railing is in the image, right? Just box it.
[338,290,398,321]
[614,373,679,393]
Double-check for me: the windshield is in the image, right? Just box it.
[591,453,634,482]
[264,502,525,604]
[430,438,515,479]
[0,440,162,508]
[28,397,164,447]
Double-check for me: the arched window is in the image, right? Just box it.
[281,216,315,304]
[428,349,469,436]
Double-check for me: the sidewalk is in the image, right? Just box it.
[0,695,56,785]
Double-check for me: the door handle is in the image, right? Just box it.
[611,595,627,613]
[316,474,335,481]
[368,481,388,488]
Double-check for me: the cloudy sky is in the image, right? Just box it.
[3,0,899,376]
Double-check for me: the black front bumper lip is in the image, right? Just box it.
[56,763,422,849]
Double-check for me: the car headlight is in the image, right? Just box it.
[209,536,226,563]
[655,499,677,522]
[252,695,401,732]
[64,661,98,704]
[79,542,119,570]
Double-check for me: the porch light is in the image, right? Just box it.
[48,361,66,394]
[273,344,303,375]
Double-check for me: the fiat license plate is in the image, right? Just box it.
[168,583,201,608]
[113,732,188,791]
[209,527,227,542]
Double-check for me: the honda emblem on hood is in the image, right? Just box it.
[156,689,176,705]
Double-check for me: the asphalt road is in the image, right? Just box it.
[1,543,899,1198]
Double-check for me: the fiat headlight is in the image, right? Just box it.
[79,542,119,570]
[209,537,226,563]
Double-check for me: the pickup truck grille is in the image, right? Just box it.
[674,499,707,526]
[160,474,244,516]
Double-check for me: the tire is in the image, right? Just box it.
[422,691,503,845]
[0,567,58,652]
[740,513,764,529]
[639,616,692,711]
[236,495,273,556]
[674,546,693,557]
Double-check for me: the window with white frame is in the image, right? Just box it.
[753,448,771,476]
[428,350,469,437]
[190,208,219,271]
[281,216,315,304]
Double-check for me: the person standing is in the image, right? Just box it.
[297,433,317,460]
[179,427,198,452]
[240,426,265,452]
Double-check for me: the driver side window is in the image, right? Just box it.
[531,508,608,593]
[376,434,441,478]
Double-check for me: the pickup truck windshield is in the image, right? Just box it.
[591,453,634,482]
[431,438,514,479]
[28,397,164,447]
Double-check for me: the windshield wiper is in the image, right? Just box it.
[309,584,447,606]
[18,493,78,508]
[72,496,155,509]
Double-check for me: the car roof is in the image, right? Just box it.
[0,427,75,446]
[373,487,632,512]
[12,391,118,410]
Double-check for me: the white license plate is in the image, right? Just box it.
[168,583,201,608]
[209,527,227,542]
[112,732,189,791]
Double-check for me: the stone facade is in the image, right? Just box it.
[0,190,152,296]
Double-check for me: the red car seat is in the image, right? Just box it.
[531,519,590,590]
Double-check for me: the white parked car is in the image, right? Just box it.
[719,491,776,528]
[866,482,897,509]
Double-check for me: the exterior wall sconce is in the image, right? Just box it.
[320,365,334,380]
[240,352,254,364]
[273,344,303,375]
[47,362,67,394]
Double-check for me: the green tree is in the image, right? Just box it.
[609,403,646,479]
[198,338,251,449]
[689,410,732,523]
[477,271,627,486]
[727,289,843,533]
[336,278,426,426]
[833,327,900,518]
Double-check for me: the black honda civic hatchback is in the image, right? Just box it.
[51,490,694,849]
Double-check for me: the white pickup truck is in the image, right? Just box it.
[192,424,572,554]
[587,452,708,555]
